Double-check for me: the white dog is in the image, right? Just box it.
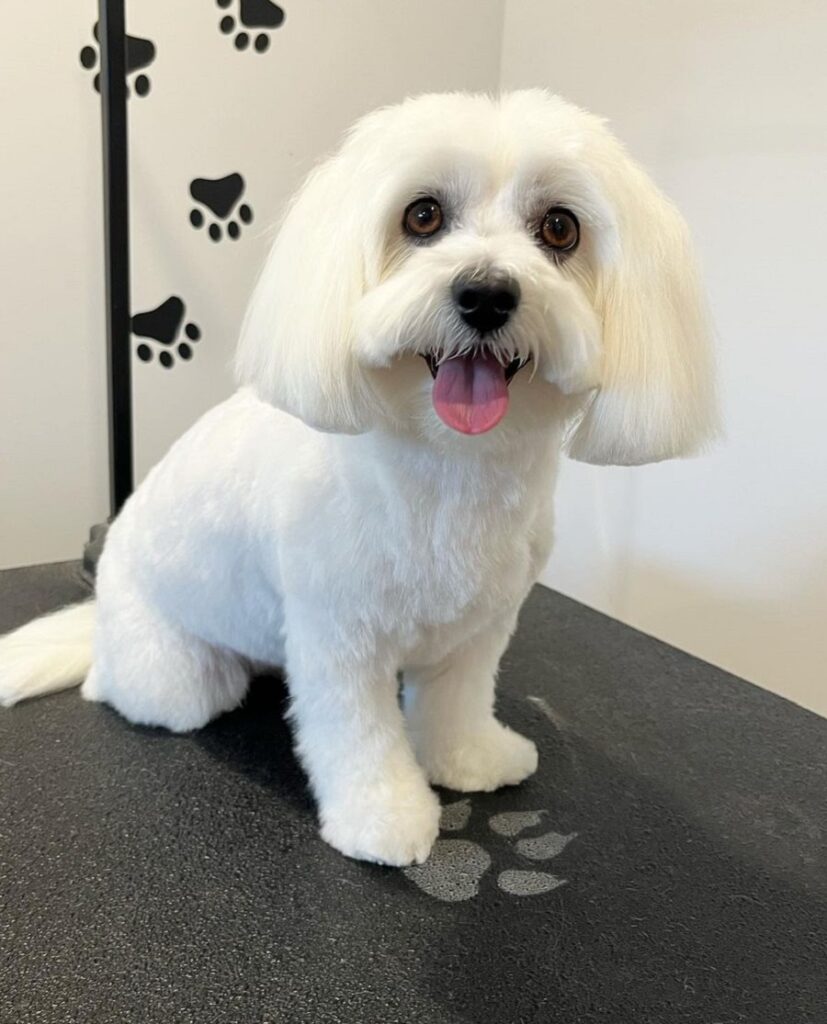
[0,91,716,866]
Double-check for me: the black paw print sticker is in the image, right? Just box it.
[404,801,577,902]
[217,0,285,52]
[79,23,156,97]
[189,173,253,242]
[132,297,200,369]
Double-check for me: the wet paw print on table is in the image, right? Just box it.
[404,800,577,902]
[189,173,253,242]
[79,23,156,97]
[132,297,200,368]
[217,0,285,52]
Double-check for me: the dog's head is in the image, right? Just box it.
[236,90,717,464]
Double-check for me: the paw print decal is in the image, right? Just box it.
[189,173,253,242]
[217,0,285,53]
[132,297,201,369]
[404,800,577,902]
[79,23,156,97]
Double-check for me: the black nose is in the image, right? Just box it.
[452,279,520,335]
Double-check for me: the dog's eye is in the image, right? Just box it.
[404,198,444,239]
[539,207,580,253]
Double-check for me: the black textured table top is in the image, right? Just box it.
[1,561,825,1024]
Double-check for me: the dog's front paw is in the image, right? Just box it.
[319,775,441,867]
[419,723,538,793]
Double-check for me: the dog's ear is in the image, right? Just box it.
[235,153,374,434]
[566,159,718,466]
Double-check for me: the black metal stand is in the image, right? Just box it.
[83,0,132,584]
[99,0,133,515]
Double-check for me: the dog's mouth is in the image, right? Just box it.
[422,351,530,435]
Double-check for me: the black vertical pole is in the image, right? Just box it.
[98,0,133,515]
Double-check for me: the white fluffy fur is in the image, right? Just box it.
[0,602,95,707]
[0,91,717,866]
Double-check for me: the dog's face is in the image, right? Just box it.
[350,94,609,445]
[237,91,717,464]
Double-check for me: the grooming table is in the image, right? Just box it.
[1,561,824,1023]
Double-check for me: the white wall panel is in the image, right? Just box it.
[502,0,827,715]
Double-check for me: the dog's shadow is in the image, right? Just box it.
[193,670,314,815]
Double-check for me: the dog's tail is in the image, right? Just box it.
[0,602,95,707]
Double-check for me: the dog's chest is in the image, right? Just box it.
[355,485,548,662]
[278,435,556,665]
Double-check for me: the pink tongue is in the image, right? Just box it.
[432,354,509,435]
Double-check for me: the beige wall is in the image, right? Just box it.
[502,0,827,717]
[0,5,109,569]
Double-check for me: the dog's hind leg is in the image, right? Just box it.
[82,590,249,733]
